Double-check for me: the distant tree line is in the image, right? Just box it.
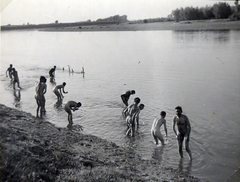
[96,15,128,23]
[171,1,240,21]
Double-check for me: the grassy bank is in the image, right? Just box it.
[42,20,240,32]
[0,104,205,181]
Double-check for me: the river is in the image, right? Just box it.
[1,29,240,181]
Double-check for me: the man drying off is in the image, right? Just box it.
[53,82,68,101]
[151,111,168,145]
[64,101,82,125]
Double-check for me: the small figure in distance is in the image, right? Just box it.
[11,68,22,90]
[173,106,192,160]
[151,111,168,145]
[64,101,82,125]
[35,76,47,118]
[121,90,135,107]
[49,66,56,82]
[53,82,68,101]
[126,103,145,137]
[6,64,13,79]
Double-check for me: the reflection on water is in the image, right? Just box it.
[54,99,62,109]
[178,158,192,175]
[13,89,21,108]
[0,30,240,182]
[151,146,164,163]
[173,30,231,43]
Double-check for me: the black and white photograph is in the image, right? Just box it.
[1,0,240,181]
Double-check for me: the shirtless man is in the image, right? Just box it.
[49,66,56,82]
[121,90,135,107]
[64,101,82,125]
[35,76,47,118]
[126,103,144,137]
[123,97,140,118]
[151,111,168,145]
[173,106,192,160]
[53,82,68,101]
[6,64,13,79]
[11,68,21,90]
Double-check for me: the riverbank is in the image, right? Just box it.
[0,104,206,181]
[42,20,240,32]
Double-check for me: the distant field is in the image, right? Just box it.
[42,20,240,32]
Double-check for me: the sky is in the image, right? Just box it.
[0,0,235,25]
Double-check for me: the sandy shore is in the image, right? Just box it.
[42,20,240,32]
[0,104,207,181]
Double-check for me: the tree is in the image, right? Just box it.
[200,6,214,19]
[212,2,232,19]
[172,8,180,21]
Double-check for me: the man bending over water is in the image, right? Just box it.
[121,90,135,107]
[53,82,68,101]
[173,106,192,160]
[6,64,13,79]
[64,101,82,125]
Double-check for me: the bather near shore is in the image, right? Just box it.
[0,104,205,181]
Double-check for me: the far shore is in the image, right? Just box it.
[41,20,240,32]
[2,19,240,32]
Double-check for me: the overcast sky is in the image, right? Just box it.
[0,0,235,25]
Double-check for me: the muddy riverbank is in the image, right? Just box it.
[0,104,206,181]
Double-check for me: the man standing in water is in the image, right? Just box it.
[151,111,168,145]
[11,68,21,90]
[126,103,145,137]
[35,76,47,118]
[49,66,56,82]
[173,106,192,160]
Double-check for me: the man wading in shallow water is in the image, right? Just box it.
[173,106,192,160]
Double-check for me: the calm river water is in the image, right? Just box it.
[1,29,240,181]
